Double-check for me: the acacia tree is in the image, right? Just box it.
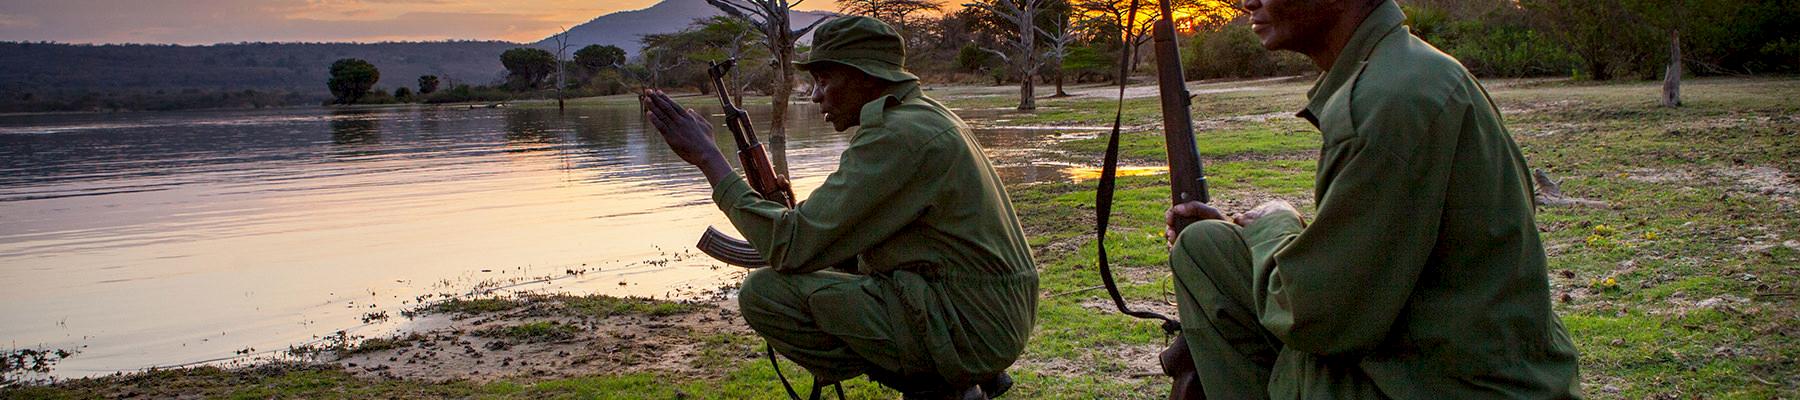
[691,16,773,104]
[1073,0,1154,79]
[839,0,945,57]
[327,58,379,104]
[704,0,831,137]
[417,75,440,95]
[500,47,557,90]
[966,0,1050,110]
[574,45,627,75]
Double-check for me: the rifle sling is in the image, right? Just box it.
[1096,0,1182,336]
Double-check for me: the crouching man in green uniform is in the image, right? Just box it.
[1162,0,1581,398]
[642,16,1037,399]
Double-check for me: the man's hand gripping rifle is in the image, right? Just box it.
[695,58,795,268]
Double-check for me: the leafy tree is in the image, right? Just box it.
[574,44,627,74]
[417,75,440,95]
[394,87,412,99]
[327,58,379,104]
[1061,44,1114,81]
[499,47,556,90]
[956,44,999,73]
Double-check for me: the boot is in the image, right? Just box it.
[899,386,984,400]
[979,372,1013,398]
[1160,335,1204,400]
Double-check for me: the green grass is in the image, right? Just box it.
[475,322,581,343]
[11,77,1797,399]
[549,294,701,318]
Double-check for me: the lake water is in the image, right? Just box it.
[0,99,1091,379]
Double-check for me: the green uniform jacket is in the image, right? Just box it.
[711,81,1038,383]
[1238,2,1581,397]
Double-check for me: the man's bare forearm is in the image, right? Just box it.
[695,153,734,188]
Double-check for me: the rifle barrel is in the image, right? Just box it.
[1154,12,1210,231]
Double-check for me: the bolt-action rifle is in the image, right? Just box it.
[695,58,794,268]
[1093,0,1209,398]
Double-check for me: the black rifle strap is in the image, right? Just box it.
[1096,0,1182,336]
[767,343,844,400]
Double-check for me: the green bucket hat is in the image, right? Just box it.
[795,16,918,82]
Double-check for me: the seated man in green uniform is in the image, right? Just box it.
[642,16,1037,399]
[1161,0,1582,398]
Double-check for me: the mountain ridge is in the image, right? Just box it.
[534,0,832,56]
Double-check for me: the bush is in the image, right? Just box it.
[1405,4,1578,77]
[1183,20,1312,80]
[422,84,514,104]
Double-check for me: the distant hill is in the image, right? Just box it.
[537,0,832,56]
[0,0,835,112]
[0,41,519,99]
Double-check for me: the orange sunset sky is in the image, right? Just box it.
[0,0,849,45]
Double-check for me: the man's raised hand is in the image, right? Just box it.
[641,89,733,186]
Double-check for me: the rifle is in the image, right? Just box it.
[1093,1,1209,398]
[695,58,795,268]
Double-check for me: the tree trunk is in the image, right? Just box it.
[1055,73,1068,97]
[769,134,789,177]
[1662,30,1682,107]
[1015,0,1038,111]
[1019,73,1037,110]
[770,43,794,138]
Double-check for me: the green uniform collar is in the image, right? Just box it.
[857,80,922,129]
[1298,0,1406,126]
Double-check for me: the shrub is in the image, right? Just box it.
[1183,20,1312,80]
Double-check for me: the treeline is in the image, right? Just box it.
[0,41,516,112]
[322,43,632,106]
[821,0,1800,88]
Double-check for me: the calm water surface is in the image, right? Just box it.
[0,99,1089,378]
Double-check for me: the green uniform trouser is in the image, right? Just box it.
[1170,220,1287,399]
[1172,220,1393,399]
[738,268,921,386]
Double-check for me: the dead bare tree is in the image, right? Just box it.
[704,0,831,138]
[1039,16,1080,97]
[551,26,572,111]
[966,0,1049,110]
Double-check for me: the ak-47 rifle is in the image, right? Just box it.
[1094,0,1209,397]
[695,58,794,268]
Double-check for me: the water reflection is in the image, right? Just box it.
[328,110,380,146]
[0,98,1094,379]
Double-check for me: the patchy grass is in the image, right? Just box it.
[10,77,1796,399]
[475,322,580,343]
[550,294,702,318]
[421,297,520,316]
[409,293,702,320]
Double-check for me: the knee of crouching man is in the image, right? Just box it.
[737,268,780,310]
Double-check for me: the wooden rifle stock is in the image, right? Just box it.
[696,59,795,268]
[1152,5,1210,232]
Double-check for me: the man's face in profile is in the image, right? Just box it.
[1242,0,1342,52]
[808,65,882,132]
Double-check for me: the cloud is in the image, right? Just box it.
[0,14,39,30]
[0,0,840,44]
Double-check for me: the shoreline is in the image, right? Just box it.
[6,77,1798,399]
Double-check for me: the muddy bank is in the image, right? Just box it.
[314,292,758,383]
